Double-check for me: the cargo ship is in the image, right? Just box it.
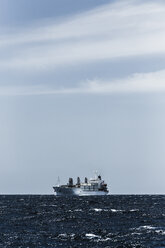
[53,174,109,196]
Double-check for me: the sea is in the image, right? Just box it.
[0,195,164,248]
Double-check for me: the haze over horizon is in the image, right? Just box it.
[0,0,165,194]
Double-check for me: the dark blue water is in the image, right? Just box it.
[0,195,164,247]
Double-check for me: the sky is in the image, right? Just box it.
[0,0,165,194]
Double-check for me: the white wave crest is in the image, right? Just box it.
[85,233,101,239]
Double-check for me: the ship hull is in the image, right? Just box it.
[53,186,108,196]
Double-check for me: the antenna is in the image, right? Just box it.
[57,176,60,186]
[94,170,98,179]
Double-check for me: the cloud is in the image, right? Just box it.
[1,69,165,96]
[1,0,165,70]
[1,0,165,96]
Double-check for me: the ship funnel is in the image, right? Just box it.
[85,177,88,183]
[77,177,80,186]
[68,177,73,187]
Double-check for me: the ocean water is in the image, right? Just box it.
[0,195,164,248]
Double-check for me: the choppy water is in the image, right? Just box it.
[0,195,164,247]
